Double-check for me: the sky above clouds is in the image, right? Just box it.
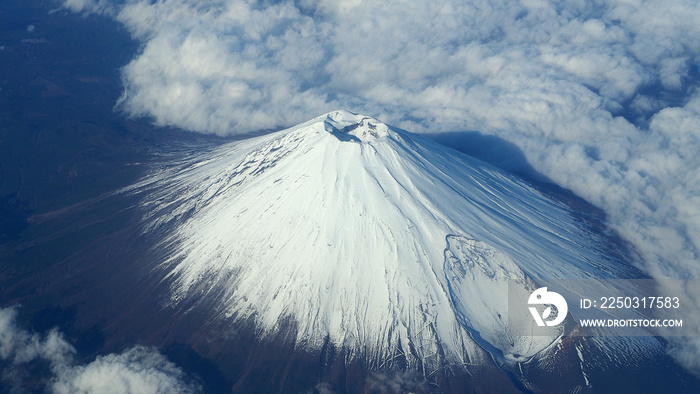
[62,0,700,373]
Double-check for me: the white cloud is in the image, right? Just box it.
[0,307,200,393]
[0,307,74,367]
[52,346,200,394]
[61,0,115,15]
[66,0,688,135]
[63,0,700,374]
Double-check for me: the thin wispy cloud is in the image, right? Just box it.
[62,0,700,373]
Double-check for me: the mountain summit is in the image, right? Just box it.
[323,111,390,142]
[133,110,646,387]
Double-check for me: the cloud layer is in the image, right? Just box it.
[0,307,200,393]
[62,0,700,373]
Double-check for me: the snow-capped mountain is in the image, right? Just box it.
[128,110,651,387]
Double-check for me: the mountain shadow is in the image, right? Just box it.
[423,131,552,184]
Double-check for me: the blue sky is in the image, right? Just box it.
[60,0,700,373]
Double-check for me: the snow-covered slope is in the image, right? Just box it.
[131,110,643,374]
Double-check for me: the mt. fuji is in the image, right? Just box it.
[5,0,700,390]
[113,110,690,391]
